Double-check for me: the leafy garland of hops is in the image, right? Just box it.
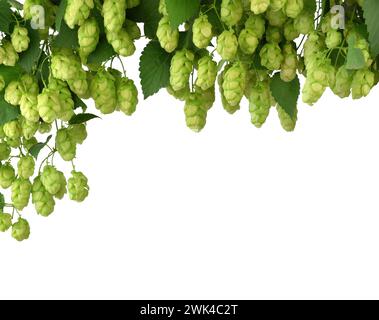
[0,0,378,241]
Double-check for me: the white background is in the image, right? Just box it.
[1,38,379,300]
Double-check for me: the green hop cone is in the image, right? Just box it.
[21,118,39,140]
[167,85,190,101]
[54,172,67,200]
[221,0,243,27]
[0,142,11,161]
[48,78,75,122]
[169,49,194,92]
[326,29,342,49]
[0,125,5,139]
[32,176,55,217]
[0,213,12,232]
[351,68,375,100]
[197,87,216,111]
[90,70,117,114]
[270,0,286,11]
[248,80,272,128]
[68,171,89,202]
[222,62,247,107]
[103,0,126,33]
[20,74,39,96]
[68,124,87,145]
[64,0,94,29]
[0,163,15,189]
[11,218,30,241]
[159,0,168,15]
[20,93,39,123]
[1,41,19,66]
[67,70,90,99]
[39,122,52,134]
[11,26,30,53]
[284,19,300,41]
[331,66,352,98]
[106,29,136,57]
[245,14,266,39]
[266,26,282,43]
[78,17,100,63]
[6,138,21,148]
[184,93,208,133]
[3,120,22,140]
[260,43,283,70]
[266,7,287,27]
[37,88,62,123]
[51,49,82,81]
[17,156,35,179]
[250,0,270,14]
[195,55,217,91]
[117,78,139,116]
[125,19,141,40]
[303,32,325,65]
[302,55,335,105]
[238,28,259,54]
[294,10,314,34]
[280,42,298,82]
[41,165,64,196]
[193,15,213,49]
[277,104,298,132]
[156,16,179,53]
[217,30,238,61]
[4,81,23,106]
[218,66,240,114]
[56,128,77,162]
[11,178,32,211]
[284,0,304,19]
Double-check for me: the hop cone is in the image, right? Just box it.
[106,29,136,57]
[222,62,247,107]
[11,26,30,53]
[266,7,287,27]
[280,42,298,82]
[68,171,89,202]
[169,49,194,92]
[193,15,213,49]
[0,142,11,161]
[250,0,270,14]
[90,70,117,114]
[221,0,243,27]
[0,163,15,189]
[245,14,266,39]
[11,218,30,241]
[102,0,126,33]
[238,29,259,55]
[0,213,12,232]
[17,156,35,180]
[352,69,375,100]
[218,66,240,114]
[32,176,55,217]
[260,43,283,70]
[1,41,19,66]
[196,55,217,91]
[284,0,304,19]
[21,118,39,140]
[248,80,272,128]
[78,17,100,63]
[48,78,75,122]
[37,88,62,123]
[64,0,94,29]
[184,93,208,133]
[20,93,39,123]
[331,66,352,99]
[56,128,77,161]
[41,165,64,196]
[11,178,32,211]
[3,120,22,140]
[4,80,23,106]
[117,78,139,116]
[217,30,238,61]
[156,16,179,53]
[68,124,87,145]
[277,104,298,132]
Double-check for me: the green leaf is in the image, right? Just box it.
[29,135,52,159]
[69,113,100,125]
[0,94,20,126]
[87,36,116,65]
[363,0,379,57]
[165,0,200,29]
[0,0,12,33]
[0,65,21,85]
[304,0,317,12]
[18,24,42,73]
[139,41,172,99]
[126,0,161,39]
[270,73,300,119]
[0,192,4,211]
[52,21,79,49]
[346,34,366,70]
[55,0,67,31]
[71,93,87,111]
